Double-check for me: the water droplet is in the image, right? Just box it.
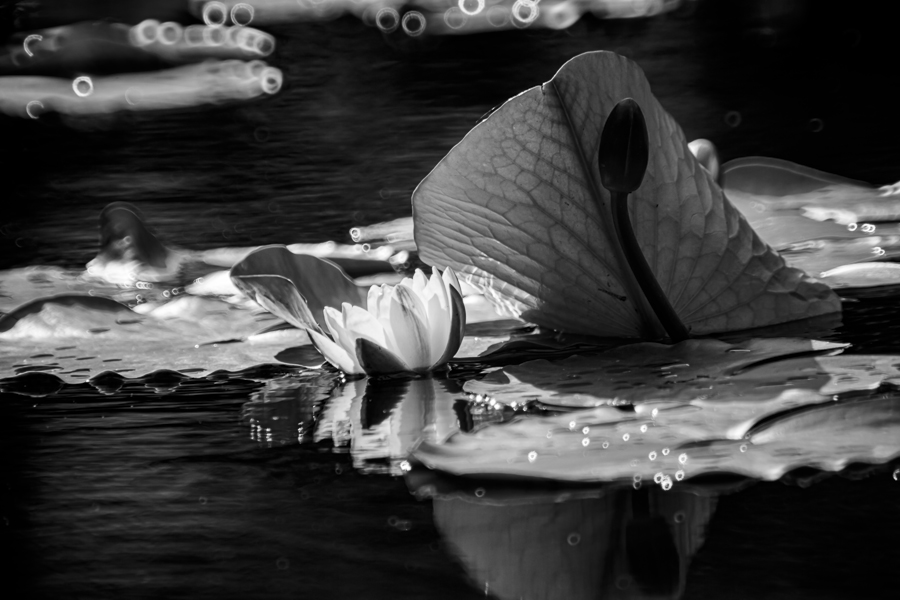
[740,444,748,453]
[622,433,630,441]
[678,453,688,464]
[893,468,899,481]
[649,451,657,460]
[847,223,858,231]
[633,474,642,482]
[861,223,876,233]
[568,421,576,430]
[198,496,207,505]
[474,487,486,498]
[640,424,648,433]
[653,472,664,484]
[651,408,659,418]
[581,438,590,447]
[546,431,553,438]
[527,451,538,463]
[632,480,642,490]
[601,441,609,449]
[674,511,685,523]
[661,478,673,491]
[399,460,411,472]
[662,448,670,456]
[675,470,685,481]
[724,110,742,128]
[582,426,590,435]
[567,532,581,546]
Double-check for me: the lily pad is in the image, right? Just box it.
[413,392,900,483]
[0,293,312,382]
[413,51,839,339]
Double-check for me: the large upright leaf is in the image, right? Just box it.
[413,51,840,338]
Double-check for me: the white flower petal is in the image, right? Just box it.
[442,266,462,295]
[422,285,450,366]
[367,284,385,318]
[411,268,429,293]
[308,329,363,375]
[323,305,346,342]
[342,303,387,348]
[388,284,431,371]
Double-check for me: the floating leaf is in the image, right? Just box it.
[413,393,900,483]
[413,51,839,339]
[0,293,311,382]
[721,157,900,286]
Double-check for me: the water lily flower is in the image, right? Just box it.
[307,267,465,376]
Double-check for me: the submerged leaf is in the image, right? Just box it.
[413,51,838,339]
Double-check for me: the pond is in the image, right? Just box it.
[2,3,899,599]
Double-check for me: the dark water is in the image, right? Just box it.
[3,2,900,598]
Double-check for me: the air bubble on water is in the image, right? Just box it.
[23,34,42,57]
[511,0,539,26]
[674,511,685,523]
[376,7,400,33]
[474,487,486,498]
[633,473,642,482]
[740,444,748,453]
[662,448,670,456]
[861,223,876,233]
[527,451,538,463]
[873,247,886,256]
[231,2,255,26]
[653,472,664,484]
[601,441,609,449]
[582,438,590,447]
[73,76,93,97]
[661,477,673,491]
[546,431,552,438]
[25,100,43,119]
[725,110,741,127]
[401,11,426,37]
[651,408,659,418]
[893,468,899,481]
[399,460,411,472]
[633,480,642,490]
[675,470,685,481]
[567,532,581,546]
[640,424,648,433]
[649,451,657,460]
[678,453,688,464]
[458,0,485,16]
[582,426,590,435]
[443,7,467,29]
[568,420,576,430]
[847,223,858,232]
[622,433,630,441]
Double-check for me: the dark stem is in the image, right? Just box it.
[610,191,689,342]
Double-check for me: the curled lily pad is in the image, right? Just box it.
[413,51,839,339]
[230,245,368,332]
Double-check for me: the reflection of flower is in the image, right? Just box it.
[308,267,465,376]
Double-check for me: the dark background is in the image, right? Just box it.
[2,0,899,270]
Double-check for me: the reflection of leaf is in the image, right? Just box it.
[230,245,368,331]
[413,51,839,338]
[428,487,716,600]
